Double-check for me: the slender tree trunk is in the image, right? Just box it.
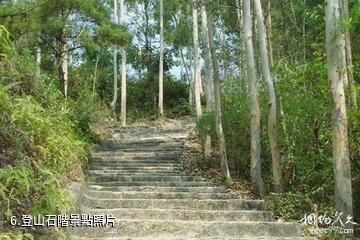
[111,0,119,118]
[219,28,228,81]
[192,2,202,118]
[339,0,348,88]
[35,42,41,82]
[201,4,213,160]
[158,0,164,119]
[254,0,283,193]
[135,3,142,79]
[325,0,353,234]
[302,0,306,61]
[180,48,194,109]
[266,0,274,68]
[61,39,68,99]
[206,7,232,186]
[188,48,195,112]
[342,0,357,109]
[235,0,248,92]
[243,0,264,197]
[92,55,99,95]
[119,0,127,126]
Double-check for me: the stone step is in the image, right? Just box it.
[96,141,184,150]
[86,175,204,182]
[84,190,236,200]
[86,181,214,187]
[81,197,264,211]
[89,162,183,168]
[86,167,185,174]
[95,147,183,153]
[86,170,187,176]
[92,155,181,162]
[87,186,227,193]
[80,207,273,222]
[88,165,184,173]
[91,159,181,165]
[92,151,181,158]
[70,237,317,240]
[68,220,301,238]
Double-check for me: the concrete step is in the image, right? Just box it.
[87,185,227,193]
[92,151,181,158]
[84,190,236,200]
[70,237,317,240]
[81,197,264,211]
[68,220,301,238]
[86,175,204,182]
[90,158,181,165]
[95,147,183,153]
[91,155,181,162]
[80,207,273,222]
[89,162,183,168]
[86,181,214,187]
[86,168,185,175]
[96,141,184,150]
[86,170,187,176]
[71,238,318,240]
[91,159,181,165]
[87,166,184,172]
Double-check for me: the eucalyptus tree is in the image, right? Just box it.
[206,4,232,186]
[158,0,164,118]
[119,0,127,126]
[201,4,213,160]
[243,0,264,197]
[35,38,41,82]
[192,0,202,118]
[342,0,357,109]
[111,0,119,118]
[254,0,283,192]
[325,0,353,233]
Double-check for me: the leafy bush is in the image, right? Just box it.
[0,30,108,237]
[265,192,313,221]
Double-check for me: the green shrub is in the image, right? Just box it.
[265,192,313,221]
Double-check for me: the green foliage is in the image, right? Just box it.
[0,232,34,240]
[265,192,313,221]
[0,25,13,56]
[0,31,107,236]
[0,86,80,220]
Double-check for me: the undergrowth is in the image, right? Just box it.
[0,38,108,238]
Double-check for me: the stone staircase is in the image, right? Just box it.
[68,119,315,240]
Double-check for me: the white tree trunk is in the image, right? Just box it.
[111,0,119,118]
[235,0,248,92]
[266,0,274,68]
[119,0,127,126]
[342,0,357,109]
[201,4,213,160]
[243,0,264,197]
[158,0,164,119]
[206,8,232,186]
[254,0,283,193]
[192,2,202,118]
[325,0,353,234]
[188,48,195,111]
[92,55,99,95]
[35,43,41,82]
[339,0,348,88]
[62,41,68,99]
